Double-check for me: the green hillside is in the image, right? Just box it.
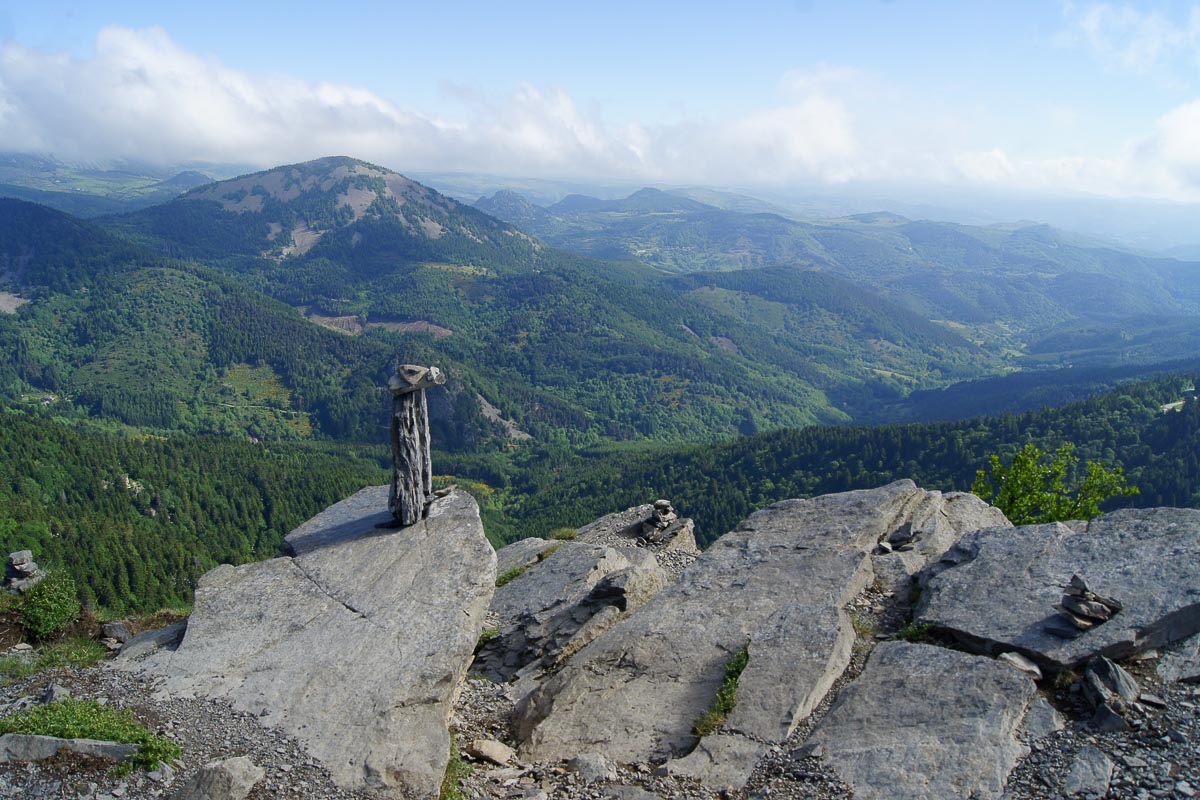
[0,409,385,612]
[480,373,1199,546]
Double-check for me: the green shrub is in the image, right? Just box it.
[0,699,180,769]
[971,442,1138,524]
[547,527,577,541]
[693,644,750,736]
[19,570,81,640]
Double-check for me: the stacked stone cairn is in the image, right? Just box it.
[640,500,679,545]
[1057,573,1123,631]
[3,551,44,593]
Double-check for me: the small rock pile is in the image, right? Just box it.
[4,550,44,593]
[640,500,678,543]
[574,500,700,579]
[1058,574,1123,632]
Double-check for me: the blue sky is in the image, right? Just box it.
[3,1,1200,200]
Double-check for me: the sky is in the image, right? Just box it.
[3,1,1200,201]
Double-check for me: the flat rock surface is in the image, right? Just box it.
[808,642,1038,800]
[918,507,1200,668]
[515,481,982,765]
[137,487,495,800]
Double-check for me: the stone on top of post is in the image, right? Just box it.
[388,365,446,527]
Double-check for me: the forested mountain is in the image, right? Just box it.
[75,158,994,439]
[481,373,1199,546]
[3,157,1200,616]
[475,187,1200,367]
[0,199,401,442]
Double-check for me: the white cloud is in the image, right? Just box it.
[1064,2,1200,72]
[3,24,1200,202]
[0,26,871,186]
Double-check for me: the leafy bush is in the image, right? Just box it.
[971,442,1139,524]
[0,699,180,769]
[547,527,577,541]
[693,644,750,736]
[19,570,81,640]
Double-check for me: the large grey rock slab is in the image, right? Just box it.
[515,481,979,765]
[140,486,495,800]
[0,733,138,763]
[495,537,552,576]
[871,491,1009,602]
[808,642,1039,800]
[575,502,700,579]
[918,508,1200,668]
[475,541,667,684]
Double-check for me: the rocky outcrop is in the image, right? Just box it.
[918,507,1200,668]
[807,642,1040,800]
[475,540,667,687]
[513,481,1001,776]
[574,501,700,579]
[137,485,495,800]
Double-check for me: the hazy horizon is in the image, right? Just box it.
[4,2,1200,206]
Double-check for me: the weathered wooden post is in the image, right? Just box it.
[387,364,446,527]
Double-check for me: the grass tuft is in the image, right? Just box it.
[495,566,527,588]
[438,733,472,800]
[474,627,501,653]
[849,610,876,638]
[0,637,108,683]
[693,643,750,737]
[895,621,933,643]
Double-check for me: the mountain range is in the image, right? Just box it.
[0,156,1011,448]
[475,187,1200,367]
